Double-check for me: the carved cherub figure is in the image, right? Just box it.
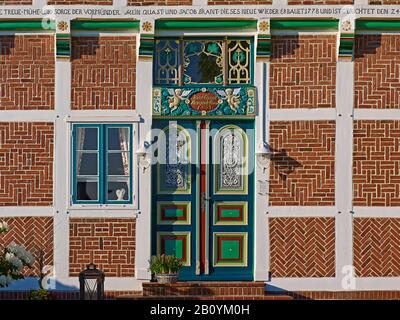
[167,88,192,112]
[216,88,241,113]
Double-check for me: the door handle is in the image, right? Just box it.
[201,193,210,211]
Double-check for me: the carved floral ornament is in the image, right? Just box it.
[258,20,269,33]
[57,21,68,32]
[142,21,153,32]
[341,20,352,32]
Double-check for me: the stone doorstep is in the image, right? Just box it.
[142,281,267,297]
[117,295,294,301]
[143,281,266,287]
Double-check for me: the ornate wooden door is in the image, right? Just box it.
[152,120,254,280]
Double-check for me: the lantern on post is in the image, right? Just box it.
[79,263,105,300]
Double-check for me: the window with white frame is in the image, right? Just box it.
[71,123,133,205]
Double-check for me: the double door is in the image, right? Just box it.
[152,120,254,280]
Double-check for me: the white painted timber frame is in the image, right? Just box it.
[1,4,400,293]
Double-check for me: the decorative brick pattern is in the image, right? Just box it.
[0,35,55,110]
[353,120,400,206]
[0,122,54,206]
[269,217,335,277]
[208,0,272,4]
[269,121,336,206]
[69,218,136,277]
[128,0,192,5]
[354,218,400,277]
[48,0,111,4]
[71,36,136,110]
[288,0,352,3]
[355,35,400,109]
[0,217,54,277]
[270,35,336,109]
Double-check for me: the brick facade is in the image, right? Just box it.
[0,217,54,277]
[128,0,192,5]
[355,35,400,109]
[71,36,136,110]
[354,218,400,277]
[353,120,400,206]
[0,35,55,110]
[269,217,335,277]
[270,35,336,109]
[269,120,336,206]
[0,122,54,206]
[69,218,136,277]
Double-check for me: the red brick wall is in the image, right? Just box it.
[269,217,335,277]
[355,35,400,109]
[354,218,400,277]
[69,218,136,277]
[0,122,54,206]
[71,36,136,110]
[353,120,400,206]
[0,35,55,110]
[48,0,112,3]
[269,121,336,206]
[0,217,54,277]
[128,0,192,5]
[270,35,336,109]
[288,0,352,3]
[208,0,272,4]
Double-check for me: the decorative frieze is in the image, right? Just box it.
[152,86,256,118]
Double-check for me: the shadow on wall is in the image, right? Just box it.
[0,277,78,291]
[266,284,312,300]
[354,34,382,59]
[71,36,100,60]
[0,35,15,56]
[269,147,302,182]
[271,34,300,60]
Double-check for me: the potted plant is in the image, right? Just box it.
[148,254,183,284]
[27,289,56,300]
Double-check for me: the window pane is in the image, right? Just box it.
[76,127,98,150]
[108,127,130,151]
[108,152,130,176]
[77,181,98,201]
[183,41,224,84]
[107,180,129,201]
[227,40,251,84]
[154,40,180,85]
[77,152,98,176]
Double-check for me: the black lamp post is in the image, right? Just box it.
[79,263,105,300]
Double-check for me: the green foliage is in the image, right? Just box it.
[27,289,56,300]
[148,254,183,275]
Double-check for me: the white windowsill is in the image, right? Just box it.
[67,205,140,218]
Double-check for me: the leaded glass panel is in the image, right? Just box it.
[183,40,224,85]
[154,39,180,85]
